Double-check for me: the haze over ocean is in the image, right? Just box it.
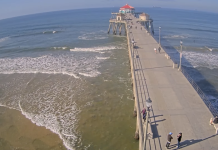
[0,7,218,149]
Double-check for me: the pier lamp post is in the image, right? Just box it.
[178,40,183,71]
[146,98,152,110]
[144,97,152,149]
[159,27,161,46]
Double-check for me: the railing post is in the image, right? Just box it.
[143,111,149,150]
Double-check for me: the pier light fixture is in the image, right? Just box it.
[178,40,183,71]
[146,98,152,109]
[159,27,161,46]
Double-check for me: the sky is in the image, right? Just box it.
[0,0,217,20]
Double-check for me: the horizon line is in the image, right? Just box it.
[0,6,217,21]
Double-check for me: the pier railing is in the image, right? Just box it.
[126,19,147,150]
[180,66,218,117]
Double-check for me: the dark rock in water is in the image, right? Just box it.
[134,132,139,140]
[133,111,137,117]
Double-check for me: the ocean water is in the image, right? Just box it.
[0,7,218,150]
[0,8,137,150]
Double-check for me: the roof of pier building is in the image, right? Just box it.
[120,4,135,10]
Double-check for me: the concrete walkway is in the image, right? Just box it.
[127,14,218,150]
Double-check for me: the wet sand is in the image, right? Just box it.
[0,106,66,150]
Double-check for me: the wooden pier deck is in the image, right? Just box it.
[125,13,218,150]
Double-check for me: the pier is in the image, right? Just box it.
[109,4,218,150]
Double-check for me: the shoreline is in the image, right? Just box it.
[0,106,66,150]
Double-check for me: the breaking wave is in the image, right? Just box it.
[78,31,108,40]
[53,47,68,50]
[96,56,110,60]
[182,51,218,69]
[70,46,119,53]
[163,35,189,39]
[0,53,106,78]
[0,37,9,43]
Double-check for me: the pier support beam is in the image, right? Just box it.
[112,23,116,34]
[135,117,139,140]
[133,101,137,117]
[108,22,126,35]
[108,23,111,34]
[119,24,122,35]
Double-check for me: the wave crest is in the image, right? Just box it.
[0,37,9,43]
[70,46,118,52]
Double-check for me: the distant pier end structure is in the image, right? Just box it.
[108,4,154,35]
[139,13,154,34]
[108,12,126,35]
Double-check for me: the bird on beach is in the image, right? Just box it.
[205,46,213,52]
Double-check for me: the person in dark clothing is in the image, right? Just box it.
[210,116,218,125]
[141,108,147,122]
[177,133,182,148]
[166,132,173,149]
[214,117,218,124]
[158,47,161,53]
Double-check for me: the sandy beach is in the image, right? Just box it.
[0,106,66,150]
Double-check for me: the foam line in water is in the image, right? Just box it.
[163,35,189,39]
[53,47,68,50]
[78,31,108,40]
[96,56,110,60]
[0,37,9,43]
[79,71,101,77]
[70,46,118,52]
[43,31,58,34]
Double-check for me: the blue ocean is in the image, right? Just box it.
[0,7,218,150]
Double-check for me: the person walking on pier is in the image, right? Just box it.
[158,47,161,53]
[154,48,157,54]
[141,108,147,122]
[210,116,218,125]
[177,133,182,149]
[166,132,173,149]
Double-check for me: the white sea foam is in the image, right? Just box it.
[0,54,103,78]
[96,56,110,60]
[163,35,189,39]
[78,36,108,40]
[78,31,108,40]
[43,31,57,34]
[79,71,101,77]
[0,76,85,150]
[53,47,68,50]
[182,51,218,69]
[70,46,118,53]
[0,37,9,43]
